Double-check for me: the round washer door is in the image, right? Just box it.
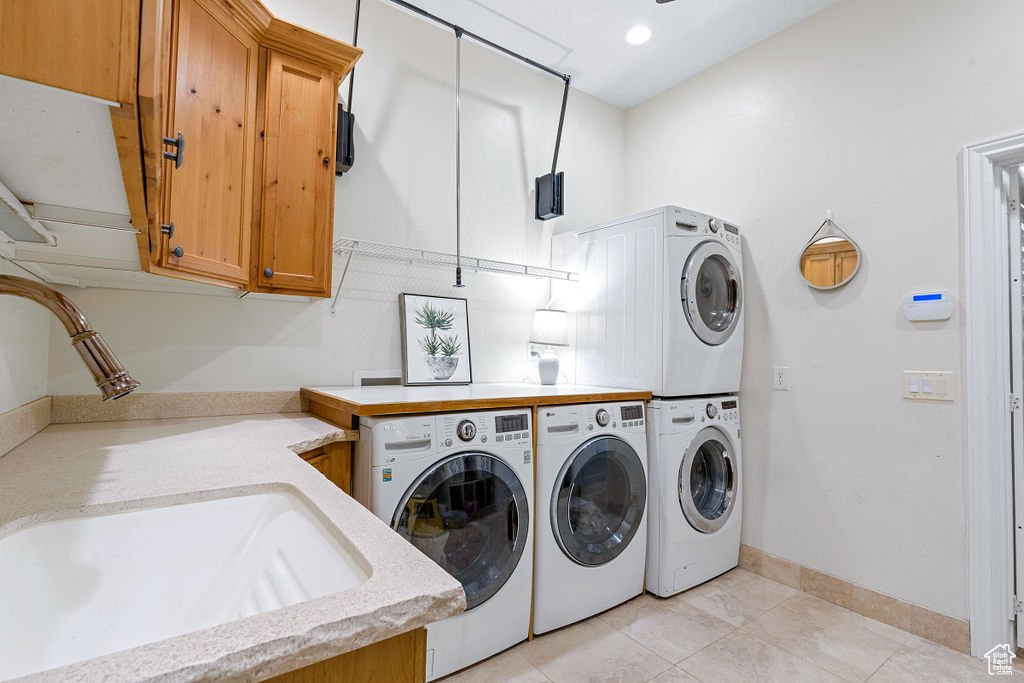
[552,436,647,567]
[392,452,529,611]
[679,426,739,534]
[680,240,742,346]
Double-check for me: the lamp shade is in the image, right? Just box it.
[530,309,568,347]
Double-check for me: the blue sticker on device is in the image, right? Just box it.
[383,468,392,482]
[912,293,942,302]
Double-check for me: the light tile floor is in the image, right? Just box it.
[445,569,991,683]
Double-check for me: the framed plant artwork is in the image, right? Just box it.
[399,293,473,386]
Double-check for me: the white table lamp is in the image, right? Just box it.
[531,309,568,385]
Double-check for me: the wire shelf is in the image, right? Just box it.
[329,237,579,316]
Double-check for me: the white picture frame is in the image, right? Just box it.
[399,293,473,386]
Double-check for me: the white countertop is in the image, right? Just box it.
[0,413,465,682]
[303,382,651,415]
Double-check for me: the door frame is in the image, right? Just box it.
[963,132,1024,656]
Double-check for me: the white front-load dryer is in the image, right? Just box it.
[355,409,534,681]
[555,205,744,396]
[534,401,648,634]
[646,396,742,597]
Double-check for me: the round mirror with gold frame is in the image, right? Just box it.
[799,217,861,290]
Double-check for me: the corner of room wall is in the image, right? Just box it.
[620,0,1024,621]
[0,260,50,413]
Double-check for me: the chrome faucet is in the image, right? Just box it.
[0,275,140,400]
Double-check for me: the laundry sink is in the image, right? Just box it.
[0,490,370,680]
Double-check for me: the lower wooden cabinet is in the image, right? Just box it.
[299,442,352,493]
[268,629,427,683]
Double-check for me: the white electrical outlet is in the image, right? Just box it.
[773,366,789,391]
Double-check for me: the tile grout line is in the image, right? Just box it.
[596,603,729,677]
[742,629,854,682]
[862,646,902,682]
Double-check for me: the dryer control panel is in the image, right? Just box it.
[668,206,741,248]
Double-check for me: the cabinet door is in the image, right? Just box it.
[836,248,859,284]
[257,51,336,296]
[160,0,257,284]
[801,252,835,288]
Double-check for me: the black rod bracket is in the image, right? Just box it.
[385,0,572,221]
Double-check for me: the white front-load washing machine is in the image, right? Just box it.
[355,409,534,681]
[534,401,648,634]
[554,205,744,397]
[646,396,742,596]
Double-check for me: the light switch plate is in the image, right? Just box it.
[903,371,955,402]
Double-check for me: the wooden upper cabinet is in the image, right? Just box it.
[2,0,361,295]
[159,0,258,284]
[800,240,859,288]
[0,0,139,104]
[256,52,337,296]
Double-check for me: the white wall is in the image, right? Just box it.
[626,0,1024,620]
[0,261,49,413]
[46,0,625,394]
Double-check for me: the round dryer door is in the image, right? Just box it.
[679,427,739,534]
[392,452,529,611]
[552,436,647,567]
[680,240,742,346]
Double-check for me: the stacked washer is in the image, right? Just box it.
[646,396,742,595]
[354,409,534,681]
[533,401,649,633]
[555,205,745,594]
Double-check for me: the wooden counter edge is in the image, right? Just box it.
[300,387,653,418]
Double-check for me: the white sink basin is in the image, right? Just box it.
[0,490,370,680]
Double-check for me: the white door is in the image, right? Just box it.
[680,240,743,346]
[1009,166,1024,648]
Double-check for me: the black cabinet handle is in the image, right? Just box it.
[163,132,185,169]
[264,267,273,278]
[171,246,184,258]
[160,222,175,238]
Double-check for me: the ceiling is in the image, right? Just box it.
[403,0,840,108]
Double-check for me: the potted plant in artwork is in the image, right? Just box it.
[416,302,463,381]
[400,293,472,386]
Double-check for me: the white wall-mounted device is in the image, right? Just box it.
[903,291,954,322]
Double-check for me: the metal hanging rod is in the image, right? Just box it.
[454,29,464,288]
[386,0,571,84]
[329,238,579,316]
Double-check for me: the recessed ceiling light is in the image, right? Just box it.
[625,25,652,45]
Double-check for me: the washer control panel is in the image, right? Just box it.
[651,397,740,434]
[456,419,477,442]
[439,410,532,448]
[703,398,739,423]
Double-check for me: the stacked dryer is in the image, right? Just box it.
[555,205,745,594]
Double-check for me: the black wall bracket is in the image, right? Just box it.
[536,77,570,220]
[387,0,571,221]
[336,0,361,176]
